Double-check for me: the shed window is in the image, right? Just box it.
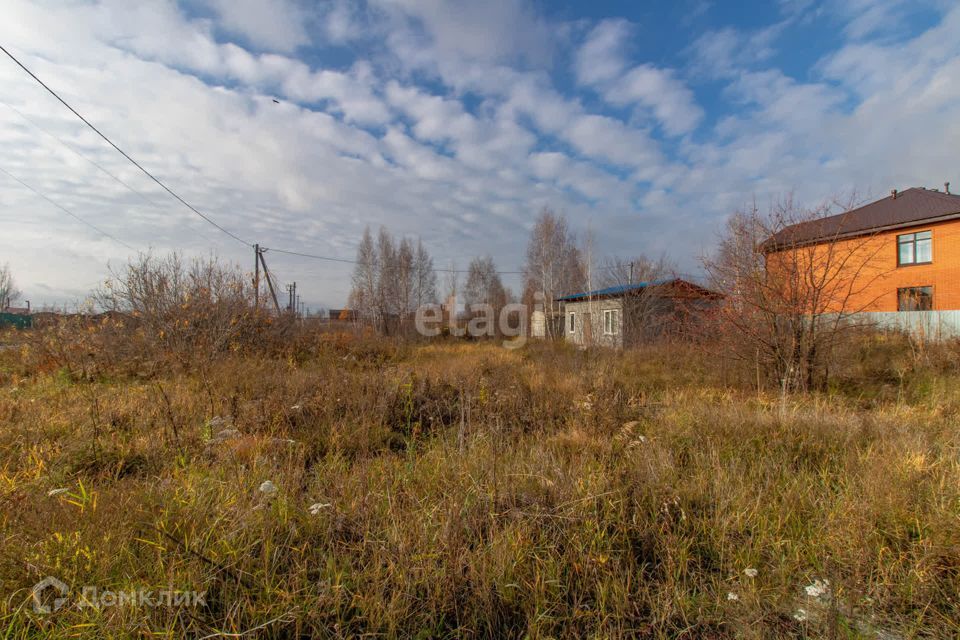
[898,231,932,265]
[568,312,575,333]
[897,286,933,311]
[603,309,618,335]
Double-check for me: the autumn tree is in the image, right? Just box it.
[703,194,886,393]
[598,254,678,345]
[462,255,514,337]
[413,239,438,310]
[522,209,585,338]
[349,227,380,329]
[348,226,437,336]
[0,263,21,308]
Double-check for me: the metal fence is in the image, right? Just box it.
[848,311,960,340]
[0,313,31,329]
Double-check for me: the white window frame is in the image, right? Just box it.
[603,309,618,335]
[568,312,575,333]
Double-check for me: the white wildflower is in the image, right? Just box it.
[743,568,758,578]
[727,592,739,601]
[47,488,69,497]
[793,608,808,622]
[211,428,241,443]
[308,502,332,515]
[207,416,230,429]
[258,480,277,496]
[804,579,830,599]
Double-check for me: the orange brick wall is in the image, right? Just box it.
[767,218,960,312]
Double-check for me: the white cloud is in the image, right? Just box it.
[688,24,783,78]
[575,20,703,136]
[0,0,958,308]
[606,64,704,136]
[574,19,632,85]
[200,0,312,52]
[375,0,556,65]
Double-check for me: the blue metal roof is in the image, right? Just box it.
[556,279,673,302]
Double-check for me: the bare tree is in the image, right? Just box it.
[0,263,21,309]
[413,239,438,309]
[465,255,508,313]
[703,194,887,393]
[376,227,397,333]
[598,254,678,345]
[395,237,415,333]
[348,227,438,337]
[348,227,380,329]
[94,252,262,362]
[522,209,585,338]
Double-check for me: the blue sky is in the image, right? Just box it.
[1,0,958,308]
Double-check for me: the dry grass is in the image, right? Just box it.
[0,328,958,638]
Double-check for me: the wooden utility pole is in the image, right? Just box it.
[254,243,260,310]
[257,250,282,314]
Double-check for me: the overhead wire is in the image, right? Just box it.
[263,247,525,274]
[0,97,160,208]
[0,43,253,248]
[0,165,135,250]
[2,44,702,290]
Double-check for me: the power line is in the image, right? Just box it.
[0,165,135,250]
[0,43,252,248]
[0,98,221,246]
[1,45,698,286]
[0,98,158,208]
[264,246,525,274]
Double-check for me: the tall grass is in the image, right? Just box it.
[0,327,957,638]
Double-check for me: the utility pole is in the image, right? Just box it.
[257,250,282,314]
[629,261,634,285]
[286,283,298,314]
[254,243,260,310]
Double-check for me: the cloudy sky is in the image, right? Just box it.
[1,0,957,309]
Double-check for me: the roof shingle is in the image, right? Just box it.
[764,187,960,250]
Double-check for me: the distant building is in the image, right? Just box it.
[1,299,29,315]
[1,300,31,329]
[327,309,358,322]
[556,279,721,348]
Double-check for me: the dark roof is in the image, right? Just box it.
[1,307,30,315]
[764,187,960,250]
[557,278,719,302]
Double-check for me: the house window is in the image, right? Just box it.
[603,309,618,335]
[897,286,933,311]
[897,230,932,265]
[568,312,575,333]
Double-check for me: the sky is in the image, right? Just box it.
[1,0,958,310]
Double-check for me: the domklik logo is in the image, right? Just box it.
[32,576,69,614]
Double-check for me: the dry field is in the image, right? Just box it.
[0,326,958,638]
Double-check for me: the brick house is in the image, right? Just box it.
[764,186,960,314]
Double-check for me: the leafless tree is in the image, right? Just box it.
[0,263,21,309]
[349,227,380,329]
[465,255,509,314]
[522,209,585,338]
[703,194,887,393]
[413,239,438,309]
[348,226,438,336]
[598,254,679,345]
[94,252,264,362]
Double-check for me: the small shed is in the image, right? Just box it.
[556,279,721,348]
